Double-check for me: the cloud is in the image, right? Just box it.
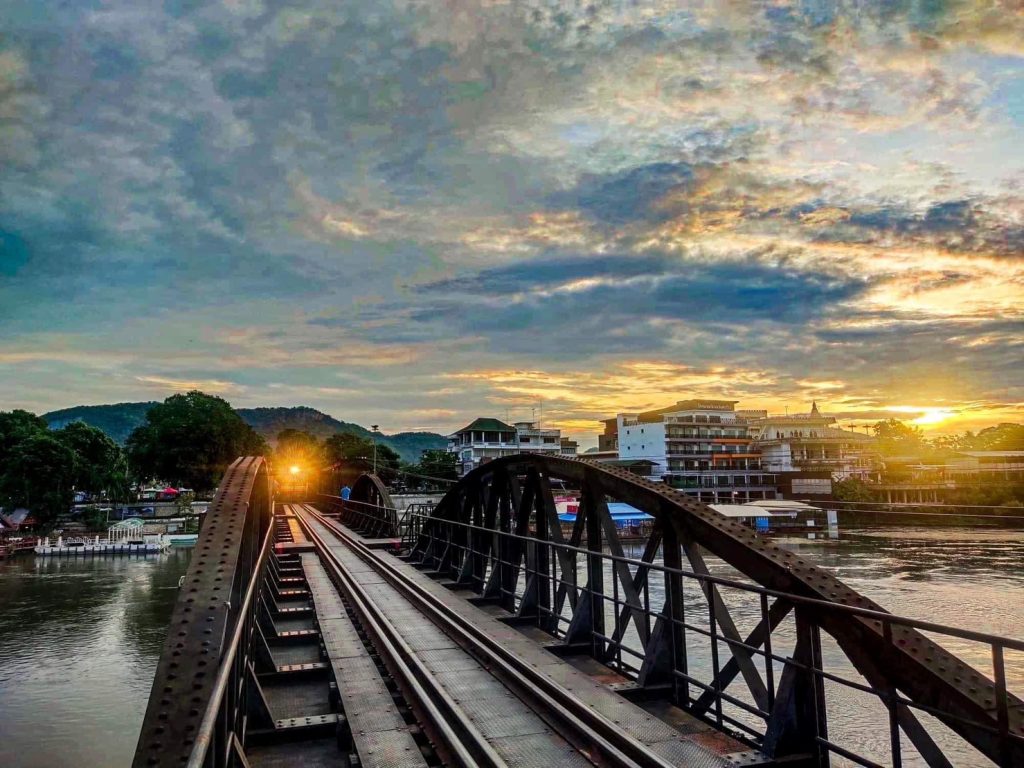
[0,0,1020,440]
[134,376,245,395]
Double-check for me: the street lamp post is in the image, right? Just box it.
[371,425,379,475]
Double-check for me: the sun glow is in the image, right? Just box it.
[289,465,301,475]
[912,410,955,426]
[887,406,957,427]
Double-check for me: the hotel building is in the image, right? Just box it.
[616,400,778,503]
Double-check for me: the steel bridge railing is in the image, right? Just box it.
[313,492,437,543]
[406,512,1024,767]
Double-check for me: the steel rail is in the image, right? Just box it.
[298,504,689,768]
[295,508,507,768]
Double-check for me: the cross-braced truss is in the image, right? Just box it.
[409,455,1023,767]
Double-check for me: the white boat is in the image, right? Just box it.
[34,519,170,556]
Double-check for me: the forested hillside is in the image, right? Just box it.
[43,402,446,463]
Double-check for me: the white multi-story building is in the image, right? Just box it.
[605,400,879,500]
[748,403,876,481]
[615,399,777,503]
[448,418,563,477]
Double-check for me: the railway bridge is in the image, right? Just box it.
[134,455,1023,768]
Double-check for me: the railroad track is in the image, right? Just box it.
[294,503,724,768]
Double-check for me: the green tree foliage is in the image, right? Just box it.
[967,423,1024,451]
[415,449,458,483]
[832,477,875,502]
[322,432,401,482]
[394,449,459,491]
[0,409,48,465]
[0,433,77,528]
[873,419,927,456]
[322,432,369,464]
[80,505,109,531]
[55,421,125,496]
[126,391,267,492]
[946,482,1024,507]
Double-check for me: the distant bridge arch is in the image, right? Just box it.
[315,472,399,538]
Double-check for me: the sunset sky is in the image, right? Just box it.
[1,1,1022,443]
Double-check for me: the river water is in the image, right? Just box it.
[0,527,1021,767]
[0,548,192,768]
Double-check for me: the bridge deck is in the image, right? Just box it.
[288,503,748,767]
[301,510,594,767]
[136,461,1024,768]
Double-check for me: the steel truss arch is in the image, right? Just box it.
[411,454,1023,766]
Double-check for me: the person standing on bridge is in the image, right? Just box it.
[340,484,351,500]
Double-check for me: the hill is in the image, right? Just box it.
[44,402,158,443]
[237,406,374,442]
[43,403,447,463]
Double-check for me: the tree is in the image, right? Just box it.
[416,449,458,483]
[0,433,77,528]
[832,477,874,503]
[80,505,109,531]
[322,433,370,464]
[873,419,926,457]
[126,391,267,493]
[322,432,401,483]
[967,423,1024,452]
[55,421,125,496]
[0,409,48,466]
[374,443,402,482]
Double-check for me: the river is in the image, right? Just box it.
[0,527,1021,767]
[0,548,192,768]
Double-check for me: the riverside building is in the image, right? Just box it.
[615,400,777,503]
[448,418,563,477]
[748,403,876,491]
[605,399,879,502]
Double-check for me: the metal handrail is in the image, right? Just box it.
[408,511,1023,765]
[407,512,1024,650]
[304,505,684,768]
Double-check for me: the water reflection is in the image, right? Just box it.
[0,549,192,768]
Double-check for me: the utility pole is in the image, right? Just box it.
[371,425,379,475]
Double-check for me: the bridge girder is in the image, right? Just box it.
[414,454,1023,767]
[134,457,273,768]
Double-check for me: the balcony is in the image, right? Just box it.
[755,435,857,445]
